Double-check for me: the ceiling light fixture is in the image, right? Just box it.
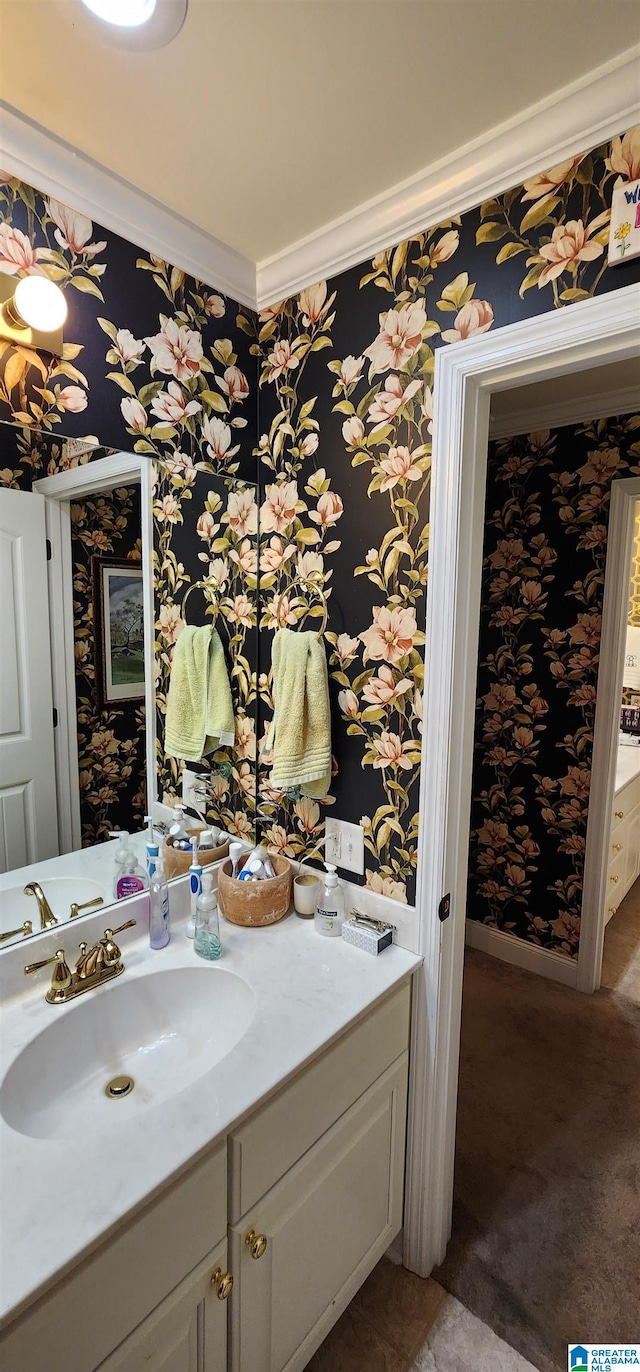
[0,272,67,356]
[75,0,187,48]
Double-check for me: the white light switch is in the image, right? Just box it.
[325,818,365,875]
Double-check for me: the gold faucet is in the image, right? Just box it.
[23,881,58,930]
[24,919,137,1005]
[0,919,33,943]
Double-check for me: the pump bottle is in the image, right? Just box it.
[314,863,345,938]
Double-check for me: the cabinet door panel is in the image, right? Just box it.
[97,1241,228,1372]
[230,1055,407,1372]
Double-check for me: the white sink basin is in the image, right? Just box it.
[1,966,255,1140]
[0,878,105,939]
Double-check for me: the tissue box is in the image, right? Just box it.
[342,914,393,955]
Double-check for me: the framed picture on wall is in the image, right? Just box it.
[92,556,145,709]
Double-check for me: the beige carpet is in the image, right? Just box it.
[434,883,640,1372]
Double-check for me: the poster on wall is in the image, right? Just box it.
[92,557,145,708]
[608,177,640,264]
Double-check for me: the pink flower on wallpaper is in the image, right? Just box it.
[218,366,249,403]
[261,481,299,534]
[158,603,183,644]
[365,301,427,374]
[367,375,421,429]
[151,380,202,424]
[379,446,423,492]
[264,823,293,855]
[114,329,145,365]
[521,155,585,202]
[227,488,258,537]
[342,416,365,446]
[235,716,256,760]
[606,128,640,182]
[196,512,217,540]
[265,592,296,629]
[298,280,336,327]
[156,494,180,524]
[46,199,106,255]
[204,294,226,318]
[371,731,414,770]
[578,446,626,484]
[228,594,254,627]
[538,220,603,288]
[362,665,412,706]
[340,355,364,386]
[0,223,46,274]
[293,796,321,833]
[120,395,147,431]
[568,612,601,646]
[365,871,407,902]
[310,492,343,528]
[202,415,240,463]
[227,811,254,840]
[207,558,229,589]
[559,767,591,800]
[338,688,359,718]
[259,535,294,573]
[259,299,286,322]
[432,230,459,262]
[58,385,88,413]
[162,451,196,482]
[297,549,325,580]
[229,538,257,575]
[360,605,417,664]
[333,633,360,666]
[266,339,299,381]
[441,299,494,343]
[145,317,203,382]
[299,433,319,457]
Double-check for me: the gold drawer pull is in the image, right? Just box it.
[612,843,622,852]
[211,1268,233,1300]
[245,1229,268,1260]
[608,906,618,916]
[615,810,624,819]
[610,875,619,883]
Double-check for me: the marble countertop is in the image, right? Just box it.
[0,892,421,1329]
[615,741,640,795]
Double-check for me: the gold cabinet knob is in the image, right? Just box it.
[245,1229,268,1260]
[615,810,624,819]
[610,874,619,883]
[612,843,622,852]
[608,906,618,916]
[211,1268,233,1300]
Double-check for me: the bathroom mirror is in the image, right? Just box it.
[0,420,258,947]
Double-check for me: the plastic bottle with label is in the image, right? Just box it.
[110,831,148,901]
[149,857,171,949]
[314,863,345,938]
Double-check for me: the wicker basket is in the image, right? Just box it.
[218,853,292,927]
[162,826,229,881]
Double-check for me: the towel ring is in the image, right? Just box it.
[181,579,220,626]
[273,576,328,640]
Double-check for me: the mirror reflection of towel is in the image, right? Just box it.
[267,629,331,798]
[166,624,234,761]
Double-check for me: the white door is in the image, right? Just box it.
[0,487,58,871]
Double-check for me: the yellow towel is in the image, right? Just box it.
[267,629,331,798]
[165,624,234,762]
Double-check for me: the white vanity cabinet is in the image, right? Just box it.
[607,765,640,921]
[0,979,412,1372]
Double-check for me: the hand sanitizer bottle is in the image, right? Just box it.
[149,857,170,949]
[314,863,344,938]
[194,870,221,960]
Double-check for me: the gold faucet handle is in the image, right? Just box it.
[24,948,72,991]
[75,940,104,979]
[101,918,136,966]
[69,896,104,919]
[0,920,33,944]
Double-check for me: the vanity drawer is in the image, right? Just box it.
[0,1141,226,1372]
[229,980,411,1223]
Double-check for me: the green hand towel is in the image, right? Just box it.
[165,624,234,762]
[267,629,331,799]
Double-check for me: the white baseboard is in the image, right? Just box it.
[465,918,578,988]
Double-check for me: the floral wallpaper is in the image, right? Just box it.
[467,412,640,957]
[70,484,146,844]
[0,175,260,837]
[255,127,640,907]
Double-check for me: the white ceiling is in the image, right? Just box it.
[0,0,638,263]
[490,357,640,428]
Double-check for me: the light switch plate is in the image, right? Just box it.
[325,818,365,875]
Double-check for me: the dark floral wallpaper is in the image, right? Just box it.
[467,412,640,957]
[70,484,146,844]
[255,127,640,906]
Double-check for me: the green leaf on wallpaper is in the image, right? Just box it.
[559,289,592,303]
[346,724,367,737]
[199,390,228,413]
[70,275,104,300]
[138,381,164,405]
[212,339,235,365]
[310,336,332,353]
[16,182,35,210]
[351,452,371,467]
[480,197,502,219]
[299,397,317,421]
[106,371,136,394]
[134,439,155,454]
[495,241,529,264]
[575,155,594,184]
[475,221,508,244]
[333,399,356,415]
[519,195,561,233]
[519,262,545,296]
[61,342,84,360]
[297,527,321,546]
[436,272,475,312]
[360,706,385,723]
[97,317,118,342]
[53,361,89,386]
[150,424,177,441]
[236,313,255,338]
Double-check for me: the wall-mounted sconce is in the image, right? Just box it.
[0,272,67,357]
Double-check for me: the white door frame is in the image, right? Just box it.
[402,282,640,1277]
[33,451,156,853]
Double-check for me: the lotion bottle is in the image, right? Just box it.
[149,856,170,949]
[314,863,344,938]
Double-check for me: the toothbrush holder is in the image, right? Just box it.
[218,854,292,927]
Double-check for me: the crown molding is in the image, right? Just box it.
[256,46,640,309]
[0,102,257,310]
[490,386,640,440]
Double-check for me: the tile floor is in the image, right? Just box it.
[305,1258,537,1371]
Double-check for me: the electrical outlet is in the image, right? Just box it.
[325,818,365,875]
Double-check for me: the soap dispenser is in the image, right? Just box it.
[110,831,147,900]
[314,863,345,938]
[194,869,221,960]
